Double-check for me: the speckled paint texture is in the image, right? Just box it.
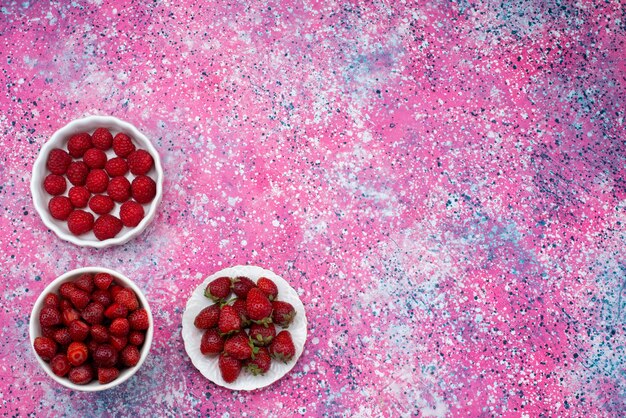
[1,0,625,416]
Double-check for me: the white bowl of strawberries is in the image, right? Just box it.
[182,265,307,390]
[29,267,153,391]
[31,115,163,248]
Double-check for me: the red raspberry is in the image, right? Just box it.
[113,133,136,157]
[67,210,94,235]
[92,128,113,150]
[43,174,67,196]
[83,148,107,169]
[50,354,71,377]
[68,364,94,385]
[67,132,92,158]
[105,157,129,177]
[48,196,73,220]
[68,186,90,208]
[131,175,157,204]
[66,161,89,186]
[107,176,131,203]
[119,201,144,227]
[89,195,114,215]
[93,214,123,241]
[46,148,72,175]
[86,169,109,193]
[127,150,154,175]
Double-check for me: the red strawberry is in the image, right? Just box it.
[231,298,250,327]
[93,214,123,241]
[48,196,73,220]
[68,186,90,208]
[59,299,73,311]
[113,133,136,157]
[224,332,256,360]
[128,308,149,330]
[219,353,242,383]
[43,293,60,308]
[39,306,61,327]
[50,354,71,377]
[245,347,271,375]
[53,328,72,346]
[91,128,113,150]
[121,345,140,367]
[68,320,90,342]
[249,323,277,347]
[204,277,232,302]
[59,282,76,299]
[232,276,256,299]
[68,364,94,384]
[107,176,131,203]
[271,301,296,328]
[109,335,128,351]
[127,150,154,175]
[269,330,296,363]
[43,174,67,196]
[61,307,80,326]
[114,288,139,311]
[86,169,109,193]
[67,132,92,158]
[89,194,114,214]
[93,273,114,290]
[104,303,128,319]
[67,210,94,235]
[83,148,107,169]
[218,305,242,335]
[109,285,124,298]
[119,201,144,227]
[129,331,145,346]
[81,302,104,325]
[93,343,118,367]
[194,304,220,329]
[90,324,109,343]
[67,341,89,366]
[131,175,157,204]
[200,328,224,356]
[34,336,57,361]
[109,318,130,336]
[87,340,99,356]
[257,277,278,300]
[91,289,113,307]
[41,326,57,339]
[246,288,272,323]
[46,148,72,175]
[97,367,119,384]
[105,157,129,177]
[69,288,90,309]
[66,161,89,186]
[74,273,94,293]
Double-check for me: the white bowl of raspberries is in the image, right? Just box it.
[29,267,153,391]
[182,265,308,391]
[30,115,163,248]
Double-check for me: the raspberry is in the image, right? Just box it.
[107,176,131,203]
[66,162,89,186]
[127,150,154,175]
[113,133,136,157]
[131,175,157,204]
[89,195,114,215]
[67,210,94,235]
[48,196,73,220]
[83,148,107,169]
[43,174,67,196]
[46,148,72,175]
[92,128,113,150]
[119,201,144,227]
[67,133,92,158]
[86,169,109,193]
[105,157,128,177]
[93,214,123,241]
[68,186,90,208]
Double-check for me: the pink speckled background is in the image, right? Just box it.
[1,0,626,416]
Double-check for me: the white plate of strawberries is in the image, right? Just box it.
[181,265,307,390]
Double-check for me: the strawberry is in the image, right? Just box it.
[93,273,114,290]
[81,302,104,325]
[67,341,89,366]
[69,288,90,309]
[66,161,89,186]
[105,157,129,177]
[59,282,76,299]
[109,318,130,336]
[93,344,118,367]
[269,330,296,363]
[204,276,232,302]
[74,273,94,293]
[53,328,72,346]
[200,328,224,355]
[89,194,115,214]
[50,354,71,377]
[68,320,90,342]
[91,128,113,150]
[104,303,128,319]
[68,186,90,208]
[249,323,276,347]
[245,347,271,376]
[114,288,139,311]
[61,307,80,326]
[91,289,113,307]
[41,326,57,339]
[131,175,157,204]
[119,201,144,227]
[218,305,242,335]
[90,324,109,343]
[48,196,73,220]
[128,150,154,175]
[46,148,72,175]
[59,299,73,311]
[67,132,92,158]
[34,336,57,361]
[97,367,120,384]
[219,353,242,383]
[257,277,278,301]
[232,276,255,299]
[39,306,61,327]
[109,335,128,351]
[68,364,94,385]
[121,345,140,367]
[109,285,124,298]
[129,331,145,346]
[112,133,136,157]
[67,210,94,235]
[224,332,256,360]
[194,304,220,329]
[43,174,67,196]
[246,288,272,323]
[83,148,107,169]
[107,176,131,203]
[86,169,109,193]
[93,214,123,241]
[43,293,60,308]
[128,308,150,330]
[271,301,296,328]
[87,340,99,356]
[231,298,250,327]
